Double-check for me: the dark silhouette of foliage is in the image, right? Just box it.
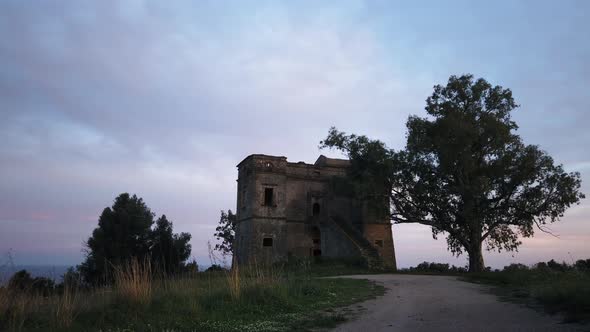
[502,263,529,272]
[31,277,55,296]
[79,193,192,284]
[61,267,82,286]
[8,269,34,291]
[79,193,154,284]
[184,259,199,273]
[546,259,569,272]
[8,270,55,296]
[404,262,468,273]
[56,266,84,293]
[205,264,225,272]
[214,210,236,256]
[150,214,192,274]
[321,74,585,272]
[574,259,590,271]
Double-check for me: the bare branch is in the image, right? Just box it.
[533,219,559,238]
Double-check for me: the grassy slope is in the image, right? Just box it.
[1,264,385,332]
[463,269,590,323]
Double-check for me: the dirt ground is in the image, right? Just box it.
[332,274,587,332]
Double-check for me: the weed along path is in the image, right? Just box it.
[331,274,585,332]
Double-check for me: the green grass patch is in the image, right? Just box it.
[0,264,385,332]
[464,268,590,323]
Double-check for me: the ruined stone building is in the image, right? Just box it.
[234,154,396,269]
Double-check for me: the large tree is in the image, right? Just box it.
[80,193,154,284]
[80,193,192,284]
[321,74,584,272]
[150,214,192,274]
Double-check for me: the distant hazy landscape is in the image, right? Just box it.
[0,264,221,285]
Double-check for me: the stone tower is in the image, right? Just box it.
[234,154,396,269]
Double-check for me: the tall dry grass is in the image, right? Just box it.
[248,258,283,286]
[113,257,152,305]
[0,287,9,321]
[52,284,80,328]
[0,258,323,331]
[0,289,35,332]
[227,260,241,300]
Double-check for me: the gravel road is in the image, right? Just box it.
[332,274,586,332]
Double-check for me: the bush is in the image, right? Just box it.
[574,259,590,271]
[402,261,467,274]
[206,264,226,272]
[546,259,570,272]
[465,258,590,322]
[8,270,56,296]
[502,263,529,272]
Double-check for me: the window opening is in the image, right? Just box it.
[263,237,273,247]
[264,188,274,206]
[312,202,320,216]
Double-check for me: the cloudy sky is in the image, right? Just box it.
[1,0,588,269]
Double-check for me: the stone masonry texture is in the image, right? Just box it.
[234,154,396,269]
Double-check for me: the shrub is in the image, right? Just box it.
[403,261,467,274]
[466,257,590,322]
[8,270,55,296]
[546,259,569,272]
[206,264,226,272]
[575,259,590,271]
[503,263,529,272]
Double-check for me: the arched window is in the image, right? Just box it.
[312,203,321,216]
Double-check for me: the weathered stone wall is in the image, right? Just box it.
[284,177,326,222]
[235,155,289,264]
[235,154,396,268]
[321,221,362,257]
[362,223,396,268]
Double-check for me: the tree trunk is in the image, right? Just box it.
[467,241,485,272]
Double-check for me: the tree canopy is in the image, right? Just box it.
[150,215,192,275]
[321,74,584,272]
[79,193,192,284]
[213,210,236,256]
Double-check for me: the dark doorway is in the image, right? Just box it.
[313,249,322,256]
[312,202,320,216]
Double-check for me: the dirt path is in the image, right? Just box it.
[332,274,586,332]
